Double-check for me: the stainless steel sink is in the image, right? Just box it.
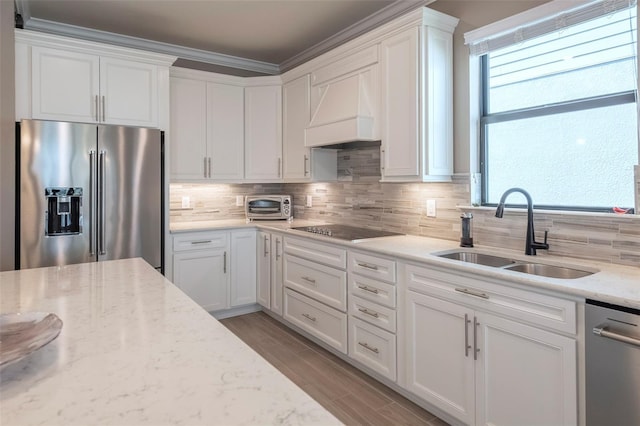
[504,263,593,279]
[436,251,595,279]
[437,252,515,267]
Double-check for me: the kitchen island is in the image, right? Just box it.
[0,258,340,426]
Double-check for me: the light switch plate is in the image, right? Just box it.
[426,199,437,217]
[306,195,313,208]
[181,196,190,209]
[236,195,244,207]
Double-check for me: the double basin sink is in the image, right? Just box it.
[436,251,594,279]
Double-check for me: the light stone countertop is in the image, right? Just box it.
[0,258,341,426]
[170,219,640,309]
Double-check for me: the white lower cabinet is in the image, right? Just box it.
[284,288,347,353]
[404,275,577,426]
[172,229,256,313]
[257,231,284,315]
[349,316,397,381]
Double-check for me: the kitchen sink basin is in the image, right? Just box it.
[438,251,515,268]
[436,250,595,279]
[504,263,593,279]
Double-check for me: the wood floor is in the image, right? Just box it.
[220,311,449,426]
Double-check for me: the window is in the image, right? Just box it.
[470,0,638,211]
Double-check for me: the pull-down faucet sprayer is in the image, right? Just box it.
[495,188,549,255]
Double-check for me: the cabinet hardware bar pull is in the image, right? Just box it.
[275,238,281,260]
[304,154,309,176]
[474,317,479,361]
[203,157,207,178]
[190,240,212,245]
[208,157,212,178]
[358,342,380,354]
[95,95,99,122]
[357,285,379,294]
[101,96,106,122]
[223,251,227,274]
[263,235,269,256]
[278,158,282,178]
[464,314,470,357]
[301,276,316,284]
[302,313,316,322]
[381,149,385,170]
[357,262,379,270]
[358,308,379,318]
[593,325,640,347]
[455,287,489,299]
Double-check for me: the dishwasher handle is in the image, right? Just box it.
[593,324,640,348]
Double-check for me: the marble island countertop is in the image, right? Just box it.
[170,219,640,309]
[0,258,341,426]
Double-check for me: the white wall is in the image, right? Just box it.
[0,1,15,271]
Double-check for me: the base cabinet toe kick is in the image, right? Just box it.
[260,235,584,426]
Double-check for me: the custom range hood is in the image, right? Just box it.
[305,57,378,147]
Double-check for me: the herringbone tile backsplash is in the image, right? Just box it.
[170,146,640,267]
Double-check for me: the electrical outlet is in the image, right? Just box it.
[426,199,437,217]
[306,195,313,208]
[181,196,190,209]
[236,195,244,207]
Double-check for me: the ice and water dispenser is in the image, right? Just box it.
[44,187,83,236]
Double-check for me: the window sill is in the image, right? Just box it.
[457,205,638,218]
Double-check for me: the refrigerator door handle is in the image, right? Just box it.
[98,149,107,255]
[89,150,96,256]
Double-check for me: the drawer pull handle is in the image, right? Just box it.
[301,276,316,284]
[357,262,379,270]
[190,240,212,245]
[455,287,489,300]
[302,313,316,322]
[357,285,379,294]
[358,341,379,354]
[358,308,379,318]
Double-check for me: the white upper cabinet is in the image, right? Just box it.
[380,10,458,182]
[244,84,282,181]
[169,69,244,181]
[17,31,173,128]
[283,74,311,180]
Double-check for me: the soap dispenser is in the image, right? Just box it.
[460,213,474,247]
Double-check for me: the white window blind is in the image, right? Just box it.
[465,0,637,56]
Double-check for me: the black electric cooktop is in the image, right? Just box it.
[291,224,404,241]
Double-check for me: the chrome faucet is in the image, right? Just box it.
[495,188,549,255]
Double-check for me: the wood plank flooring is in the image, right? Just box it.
[220,311,449,426]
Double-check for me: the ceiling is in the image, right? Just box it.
[15,0,432,75]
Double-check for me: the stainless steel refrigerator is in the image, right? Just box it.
[17,119,163,271]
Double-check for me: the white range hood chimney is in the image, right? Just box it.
[305,62,377,147]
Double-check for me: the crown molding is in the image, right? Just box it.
[279,0,432,72]
[21,16,281,75]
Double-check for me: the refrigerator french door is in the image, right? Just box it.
[18,119,163,271]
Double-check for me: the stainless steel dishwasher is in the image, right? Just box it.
[585,299,640,426]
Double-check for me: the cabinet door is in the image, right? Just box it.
[100,57,158,127]
[380,27,420,179]
[283,75,311,180]
[405,290,475,426]
[270,234,284,315]
[256,231,271,309]
[207,82,245,180]
[31,46,100,123]
[244,85,282,180]
[170,77,208,180]
[475,313,577,426]
[173,249,228,312]
[230,230,257,307]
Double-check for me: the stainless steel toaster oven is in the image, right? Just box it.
[245,195,292,220]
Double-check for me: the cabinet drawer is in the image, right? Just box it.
[284,255,347,311]
[284,288,347,354]
[349,274,396,308]
[349,317,396,381]
[173,232,228,252]
[349,294,396,333]
[349,251,396,283]
[284,236,346,269]
[405,263,577,334]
